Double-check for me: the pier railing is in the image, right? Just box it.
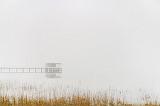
[0,67,62,73]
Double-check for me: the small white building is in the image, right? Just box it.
[45,63,62,78]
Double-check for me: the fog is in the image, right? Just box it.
[0,0,160,94]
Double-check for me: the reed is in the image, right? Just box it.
[0,94,158,106]
[0,81,159,106]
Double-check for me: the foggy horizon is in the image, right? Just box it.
[0,0,160,95]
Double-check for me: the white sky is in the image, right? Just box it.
[0,0,160,93]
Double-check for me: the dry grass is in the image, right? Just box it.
[0,81,159,106]
[0,94,158,106]
[0,95,127,106]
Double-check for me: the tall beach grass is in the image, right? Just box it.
[0,80,159,106]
